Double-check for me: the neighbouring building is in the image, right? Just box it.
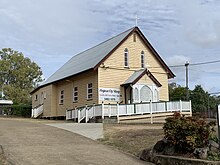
[31,26,175,118]
[0,100,13,115]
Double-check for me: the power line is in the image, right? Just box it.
[190,59,220,66]
[170,59,220,68]
[189,68,220,75]
[209,92,220,95]
[151,59,220,68]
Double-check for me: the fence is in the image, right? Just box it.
[66,100,192,123]
[31,104,44,118]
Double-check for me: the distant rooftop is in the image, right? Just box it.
[0,100,13,105]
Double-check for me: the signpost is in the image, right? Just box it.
[217,105,220,151]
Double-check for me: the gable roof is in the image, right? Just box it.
[121,69,162,87]
[31,26,175,93]
[41,27,135,86]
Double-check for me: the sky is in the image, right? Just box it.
[1,0,220,93]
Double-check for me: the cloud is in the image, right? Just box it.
[0,0,220,93]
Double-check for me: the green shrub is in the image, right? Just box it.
[11,104,32,117]
[207,151,220,161]
[163,112,216,153]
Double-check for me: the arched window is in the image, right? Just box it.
[140,85,152,102]
[153,89,159,102]
[124,48,129,67]
[141,51,145,68]
[133,87,139,102]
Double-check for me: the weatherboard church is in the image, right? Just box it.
[31,26,175,118]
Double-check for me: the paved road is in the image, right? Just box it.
[0,118,151,165]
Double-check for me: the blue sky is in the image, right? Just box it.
[1,0,220,93]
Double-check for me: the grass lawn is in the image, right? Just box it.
[99,123,164,157]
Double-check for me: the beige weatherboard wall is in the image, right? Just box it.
[31,26,175,118]
[98,31,169,104]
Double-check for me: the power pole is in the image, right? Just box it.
[185,61,189,100]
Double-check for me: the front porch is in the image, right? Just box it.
[66,100,192,123]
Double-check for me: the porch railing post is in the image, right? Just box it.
[108,103,111,117]
[74,107,77,122]
[93,103,95,117]
[31,109,34,118]
[180,100,182,113]
[117,102,119,123]
[150,100,153,124]
[189,100,192,116]
[66,108,68,120]
[78,108,80,123]
[85,104,88,123]
[101,102,104,121]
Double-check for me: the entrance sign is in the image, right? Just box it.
[218,105,220,151]
[99,88,120,101]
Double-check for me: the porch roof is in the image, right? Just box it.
[121,69,162,87]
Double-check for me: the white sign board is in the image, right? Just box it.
[99,88,120,102]
[218,105,220,126]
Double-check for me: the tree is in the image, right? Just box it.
[190,85,209,113]
[0,48,43,104]
[169,83,219,116]
[169,83,188,101]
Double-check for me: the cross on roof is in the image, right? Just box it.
[135,15,139,26]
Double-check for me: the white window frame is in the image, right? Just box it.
[132,84,159,103]
[124,48,129,67]
[59,90,64,105]
[73,87,78,102]
[141,51,145,68]
[87,83,93,100]
[35,94,38,101]
[43,92,46,99]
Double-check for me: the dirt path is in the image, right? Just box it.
[0,118,152,165]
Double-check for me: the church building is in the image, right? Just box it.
[31,26,175,118]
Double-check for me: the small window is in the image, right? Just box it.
[44,92,46,99]
[87,83,93,100]
[59,90,64,104]
[141,51,145,68]
[124,48,129,67]
[133,34,136,42]
[35,94,38,101]
[73,87,78,102]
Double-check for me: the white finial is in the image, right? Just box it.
[135,14,138,26]
[135,14,139,26]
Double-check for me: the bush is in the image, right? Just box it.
[163,112,216,153]
[11,104,32,117]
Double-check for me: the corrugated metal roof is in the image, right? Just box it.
[122,69,146,85]
[122,68,162,87]
[42,27,135,86]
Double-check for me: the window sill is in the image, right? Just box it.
[124,66,130,69]
[59,103,64,105]
[73,101,78,103]
[87,98,93,101]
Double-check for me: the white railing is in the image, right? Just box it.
[32,104,44,118]
[66,100,192,123]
